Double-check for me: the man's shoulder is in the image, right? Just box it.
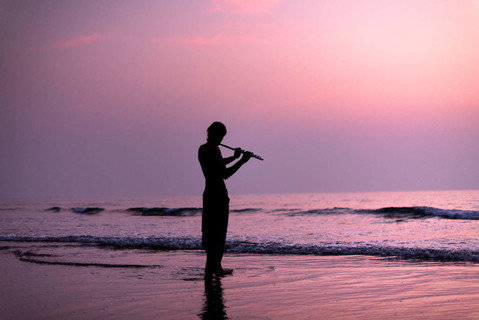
[199,143,220,161]
[199,143,217,152]
[198,143,207,154]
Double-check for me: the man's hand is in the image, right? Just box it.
[224,150,252,179]
[234,148,243,159]
[241,151,253,162]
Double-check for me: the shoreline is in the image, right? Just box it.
[2,249,479,319]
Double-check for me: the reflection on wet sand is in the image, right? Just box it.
[200,275,228,319]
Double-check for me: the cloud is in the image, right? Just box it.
[54,33,103,49]
[210,0,281,14]
[153,34,227,46]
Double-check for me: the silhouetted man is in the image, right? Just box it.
[198,122,252,276]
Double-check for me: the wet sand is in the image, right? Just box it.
[1,249,479,319]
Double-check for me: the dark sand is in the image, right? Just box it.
[1,248,479,319]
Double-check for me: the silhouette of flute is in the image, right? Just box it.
[220,144,264,161]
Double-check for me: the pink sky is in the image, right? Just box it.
[1,0,478,198]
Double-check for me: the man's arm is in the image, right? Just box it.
[223,148,242,165]
[224,152,252,180]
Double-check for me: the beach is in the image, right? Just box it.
[1,190,478,319]
[2,247,479,320]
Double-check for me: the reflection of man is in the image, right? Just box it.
[200,276,227,319]
[198,122,252,275]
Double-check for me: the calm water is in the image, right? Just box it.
[1,190,479,266]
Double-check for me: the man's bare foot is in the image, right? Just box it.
[220,268,233,275]
[205,267,233,277]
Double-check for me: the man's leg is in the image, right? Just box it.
[205,249,223,273]
[205,249,232,275]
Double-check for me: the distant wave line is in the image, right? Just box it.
[43,206,261,216]
[0,205,473,220]
[281,206,479,220]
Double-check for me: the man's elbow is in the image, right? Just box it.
[223,170,233,180]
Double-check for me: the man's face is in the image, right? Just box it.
[211,134,225,145]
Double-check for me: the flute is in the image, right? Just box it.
[220,144,264,161]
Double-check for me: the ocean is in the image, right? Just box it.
[1,189,479,266]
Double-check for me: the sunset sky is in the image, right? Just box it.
[1,0,478,199]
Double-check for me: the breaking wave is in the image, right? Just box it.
[127,207,202,216]
[1,235,478,263]
[285,206,479,220]
[42,206,260,216]
[46,207,105,214]
[125,207,260,216]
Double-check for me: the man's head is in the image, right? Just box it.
[207,122,227,145]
